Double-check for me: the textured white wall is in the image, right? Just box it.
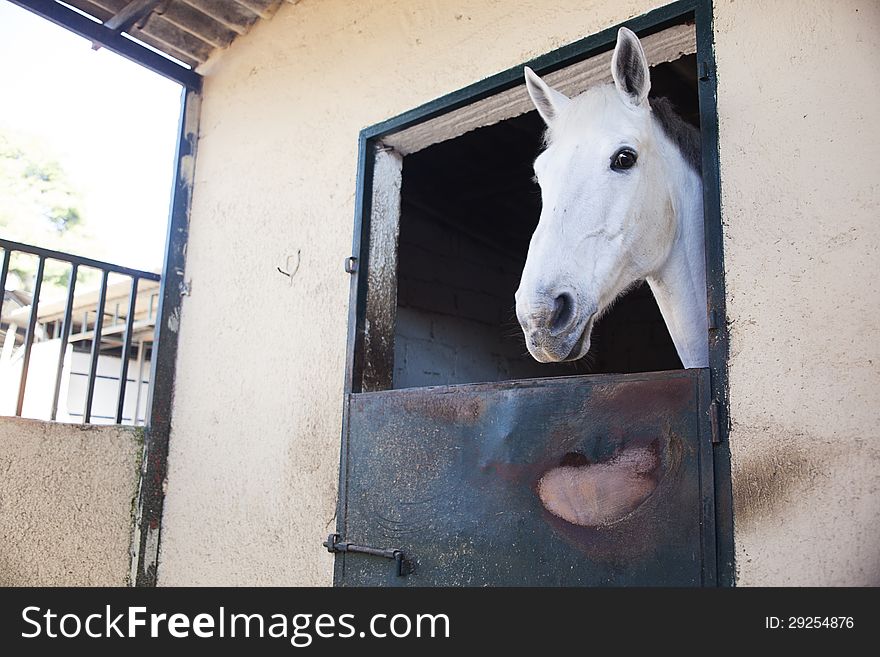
[715,0,880,585]
[158,0,880,585]
[0,417,141,585]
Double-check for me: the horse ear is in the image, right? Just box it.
[524,66,570,125]
[611,27,651,107]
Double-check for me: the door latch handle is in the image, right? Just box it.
[323,534,412,577]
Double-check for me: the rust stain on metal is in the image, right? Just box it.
[580,378,690,428]
[461,378,692,536]
[473,419,686,560]
[537,434,685,561]
[400,391,486,425]
[537,441,662,527]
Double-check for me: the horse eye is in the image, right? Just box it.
[611,148,638,171]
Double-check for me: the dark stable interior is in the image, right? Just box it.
[393,55,699,389]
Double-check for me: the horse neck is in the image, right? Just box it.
[645,144,708,369]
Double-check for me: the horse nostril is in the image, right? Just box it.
[550,292,574,332]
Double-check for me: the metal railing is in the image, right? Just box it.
[0,238,161,424]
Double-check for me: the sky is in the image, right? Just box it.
[0,0,183,273]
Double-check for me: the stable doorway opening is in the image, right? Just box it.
[393,54,698,389]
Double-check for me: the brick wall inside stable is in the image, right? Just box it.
[394,207,567,388]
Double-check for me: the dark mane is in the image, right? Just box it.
[650,96,701,173]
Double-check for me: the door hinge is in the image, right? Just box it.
[344,256,358,274]
[708,309,719,331]
[698,61,711,81]
[710,401,721,445]
[323,533,412,577]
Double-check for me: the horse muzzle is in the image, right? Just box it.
[516,291,597,362]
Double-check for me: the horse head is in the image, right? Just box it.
[516,27,681,363]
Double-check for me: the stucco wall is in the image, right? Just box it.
[159,0,880,585]
[0,417,141,586]
[715,0,880,585]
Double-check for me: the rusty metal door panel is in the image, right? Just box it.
[336,369,716,586]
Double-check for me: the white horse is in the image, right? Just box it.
[516,27,708,369]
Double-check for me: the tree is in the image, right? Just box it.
[0,127,96,296]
